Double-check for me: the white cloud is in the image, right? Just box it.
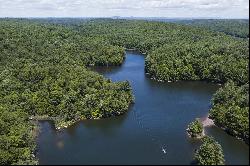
[0,0,249,18]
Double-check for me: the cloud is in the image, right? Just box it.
[0,0,249,18]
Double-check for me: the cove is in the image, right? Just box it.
[37,51,249,165]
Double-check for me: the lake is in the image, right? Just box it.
[37,51,249,165]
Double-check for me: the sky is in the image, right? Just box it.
[0,0,249,18]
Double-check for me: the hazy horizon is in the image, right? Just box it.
[0,0,249,19]
[0,16,249,20]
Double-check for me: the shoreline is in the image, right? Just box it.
[201,115,215,127]
[186,115,214,139]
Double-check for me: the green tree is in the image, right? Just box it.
[194,136,225,165]
[187,119,203,138]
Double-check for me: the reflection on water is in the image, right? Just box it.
[37,51,249,165]
[205,126,249,165]
[56,140,64,149]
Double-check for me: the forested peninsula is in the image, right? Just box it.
[0,18,249,164]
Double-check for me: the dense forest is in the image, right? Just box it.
[178,19,249,38]
[0,19,134,164]
[0,18,249,164]
[210,82,249,143]
[72,19,248,84]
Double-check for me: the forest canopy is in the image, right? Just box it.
[0,19,133,165]
[178,19,249,38]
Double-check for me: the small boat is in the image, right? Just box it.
[162,148,167,154]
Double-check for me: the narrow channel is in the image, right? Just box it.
[37,51,249,165]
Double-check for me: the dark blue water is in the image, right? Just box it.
[37,51,249,165]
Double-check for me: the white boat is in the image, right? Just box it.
[162,148,167,154]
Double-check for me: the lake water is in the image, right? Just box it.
[37,51,249,165]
